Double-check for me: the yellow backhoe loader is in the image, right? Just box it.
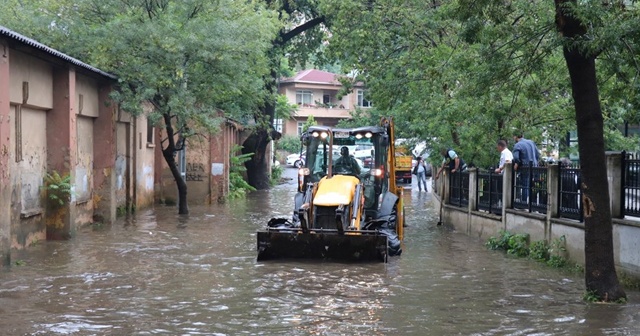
[257,117,405,262]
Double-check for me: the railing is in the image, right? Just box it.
[622,151,640,217]
[477,171,502,215]
[512,164,548,214]
[437,153,640,222]
[449,170,469,207]
[558,165,582,221]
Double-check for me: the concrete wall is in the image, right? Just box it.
[9,106,47,249]
[0,38,11,266]
[433,154,640,278]
[0,33,154,260]
[134,113,155,209]
[9,50,53,109]
[156,117,243,205]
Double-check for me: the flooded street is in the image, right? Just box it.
[2,168,640,335]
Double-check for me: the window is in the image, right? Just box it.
[357,90,372,108]
[147,120,155,145]
[296,90,313,106]
[297,121,305,136]
[273,118,283,133]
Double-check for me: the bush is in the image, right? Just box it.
[486,230,529,257]
[270,165,284,186]
[486,231,570,268]
[228,145,256,199]
[276,134,302,154]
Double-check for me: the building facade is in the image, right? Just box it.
[0,27,158,264]
[277,70,371,136]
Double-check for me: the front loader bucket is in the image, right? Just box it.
[257,228,389,262]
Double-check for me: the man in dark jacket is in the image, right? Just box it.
[512,133,540,203]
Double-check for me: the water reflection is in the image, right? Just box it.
[0,170,639,335]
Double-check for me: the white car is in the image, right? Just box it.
[286,152,305,168]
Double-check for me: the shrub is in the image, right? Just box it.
[229,145,256,199]
[276,134,302,154]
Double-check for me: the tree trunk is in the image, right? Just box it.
[163,148,189,215]
[242,128,271,190]
[162,112,189,215]
[243,64,279,190]
[555,0,625,301]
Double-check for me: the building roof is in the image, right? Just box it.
[281,69,343,85]
[0,25,116,80]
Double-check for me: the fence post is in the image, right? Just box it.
[468,168,478,212]
[528,162,533,213]
[606,151,623,218]
[547,164,559,242]
[468,168,477,234]
[502,163,513,212]
[443,169,450,205]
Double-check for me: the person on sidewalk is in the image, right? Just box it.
[414,156,428,192]
[435,148,466,179]
[492,139,512,209]
[494,139,513,174]
[512,132,540,203]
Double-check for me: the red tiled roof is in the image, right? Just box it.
[281,69,342,85]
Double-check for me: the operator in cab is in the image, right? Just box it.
[333,146,361,176]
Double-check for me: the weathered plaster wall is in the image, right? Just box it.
[47,68,77,239]
[9,51,53,109]
[7,49,53,249]
[158,134,211,205]
[74,116,94,225]
[115,122,129,208]
[75,74,99,118]
[134,114,155,208]
[0,39,10,266]
[91,85,117,223]
[9,107,47,249]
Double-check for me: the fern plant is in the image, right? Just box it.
[229,145,256,199]
[42,171,72,207]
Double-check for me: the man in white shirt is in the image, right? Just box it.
[494,139,513,174]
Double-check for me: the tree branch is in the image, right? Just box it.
[278,16,325,46]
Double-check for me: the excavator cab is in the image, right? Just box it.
[257,118,404,262]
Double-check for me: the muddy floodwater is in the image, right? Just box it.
[1,168,640,335]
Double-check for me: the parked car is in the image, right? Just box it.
[286,152,305,168]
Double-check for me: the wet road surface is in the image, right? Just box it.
[1,167,639,335]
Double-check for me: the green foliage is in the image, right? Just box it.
[276,134,302,154]
[270,165,284,186]
[487,231,570,268]
[229,145,256,199]
[42,171,72,207]
[485,230,529,257]
[275,94,298,120]
[0,0,280,147]
[529,240,550,262]
[302,115,318,133]
[583,290,600,303]
[14,260,26,266]
[321,0,640,167]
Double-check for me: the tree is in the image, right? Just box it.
[323,0,639,298]
[1,0,279,214]
[242,0,327,189]
[554,0,626,302]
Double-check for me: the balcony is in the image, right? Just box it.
[295,104,353,119]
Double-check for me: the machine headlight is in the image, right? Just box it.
[365,132,373,138]
[372,168,383,177]
[312,131,319,137]
[320,132,328,139]
[355,133,363,139]
[298,168,310,176]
